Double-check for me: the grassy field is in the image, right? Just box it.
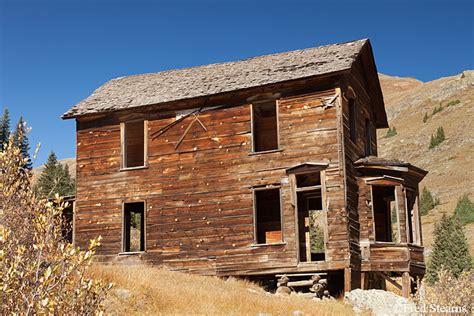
[88,264,353,315]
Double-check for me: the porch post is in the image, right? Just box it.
[402,272,411,298]
[344,268,351,293]
[395,186,408,243]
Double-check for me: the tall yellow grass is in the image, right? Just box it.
[88,265,353,315]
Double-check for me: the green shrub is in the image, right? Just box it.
[420,187,439,216]
[423,112,429,123]
[446,99,460,107]
[454,195,474,224]
[432,104,443,115]
[426,214,472,284]
[385,126,397,138]
[429,126,446,149]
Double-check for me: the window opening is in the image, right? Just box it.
[123,121,145,168]
[252,101,278,152]
[255,188,282,244]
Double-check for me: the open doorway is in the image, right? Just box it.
[295,172,326,262]
[123,202,145,252]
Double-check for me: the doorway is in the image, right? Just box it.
[295,172,326,262]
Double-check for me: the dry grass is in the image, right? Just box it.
[87,264,353,315]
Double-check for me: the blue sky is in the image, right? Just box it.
[0,0,473,167]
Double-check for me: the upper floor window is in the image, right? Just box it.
[348,99,357,142]
[365,118,372,156]
[121,120,148,169]
[252,101,279,152]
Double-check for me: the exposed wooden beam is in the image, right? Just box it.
[376,271,402,291]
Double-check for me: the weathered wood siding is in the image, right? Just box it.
[339,73,378,276]
[75,87,350,276]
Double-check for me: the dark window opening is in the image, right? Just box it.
[295,172,325,262]
[123,202,145,252]
[124,121,145,168]
[348,99,357,142]
[255,188,282,244]
[364,118,372,156]
[372,185,399,242]
[252,101,278,152]
[296,172,321,187]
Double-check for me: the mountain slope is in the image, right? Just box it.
[378,70,474,253]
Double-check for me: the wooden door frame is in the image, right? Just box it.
[290,169,328,263]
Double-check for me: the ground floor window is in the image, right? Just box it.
[123,202,145,252]
[254,188,282,244]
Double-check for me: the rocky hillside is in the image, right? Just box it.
[378,70,474,253]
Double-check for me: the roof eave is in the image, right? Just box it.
[361,39,388,129]
[61,69,350,120]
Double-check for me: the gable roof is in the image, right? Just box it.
[63,39,374,119]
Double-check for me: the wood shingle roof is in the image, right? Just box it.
[63,39,370,119]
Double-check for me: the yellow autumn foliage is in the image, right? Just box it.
[0,135,112,314]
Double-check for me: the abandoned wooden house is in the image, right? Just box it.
[62,39,427,297]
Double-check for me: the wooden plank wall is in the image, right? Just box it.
[339,62,379,288]
[74,88,350,276]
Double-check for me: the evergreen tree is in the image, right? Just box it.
[432,104,443,115]
[426,214,472,284]
[385,126,398,138]
[59,163,75,196]
[35,151,75,199]
[0,108,11,151]
[429,126,446,149]
[12,116,32,170]
[420,187,439,215]
[423,112,429,123]
[454,195,474,224]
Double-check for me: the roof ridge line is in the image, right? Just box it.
[108,38,369,82]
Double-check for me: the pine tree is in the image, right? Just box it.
[59,163,75,196]
[12,116,32,170]
[420,187,439,215]
[0,108,11,151]
[454,195,474,224]
[429,126,446,149]
[423,112,429,123]
[432,104,443,115]
[437,126,445,141]
[385,126,397,138]
[426,214,472,284]
[35,151,76,199]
